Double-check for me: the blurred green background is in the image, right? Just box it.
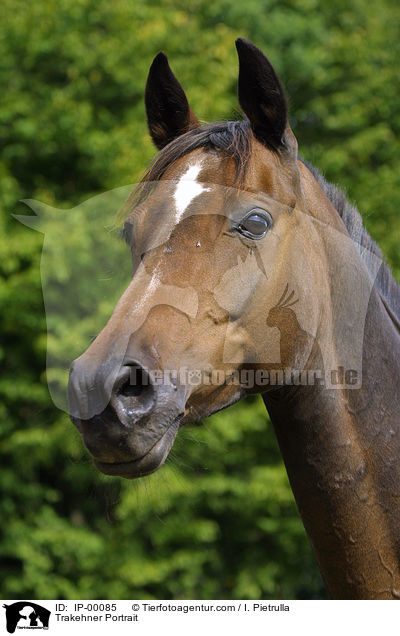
[1,0,399,600]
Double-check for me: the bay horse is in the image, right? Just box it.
[68,39,400,599]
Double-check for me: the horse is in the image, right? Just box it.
[68,38,400,599]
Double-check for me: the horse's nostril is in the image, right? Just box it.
[111,363,156,425]
[118,381,143,398]
[118,366,149,398]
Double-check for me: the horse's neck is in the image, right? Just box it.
[263,289,400,598]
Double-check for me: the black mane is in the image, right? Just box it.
[301,158,400,327]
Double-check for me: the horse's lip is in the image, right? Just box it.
[93,416,181,479]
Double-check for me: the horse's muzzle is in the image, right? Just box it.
[68,359,185,478]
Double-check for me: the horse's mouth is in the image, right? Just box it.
[93,416,181,479]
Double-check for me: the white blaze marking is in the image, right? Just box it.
[174,162,209,222]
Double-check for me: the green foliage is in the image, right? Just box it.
[1,0,399,600]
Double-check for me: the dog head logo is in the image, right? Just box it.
[3,602,50,633]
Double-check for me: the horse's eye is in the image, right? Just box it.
[237,209,272,239]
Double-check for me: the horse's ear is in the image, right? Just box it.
[145,52,200,150]
[235,38,288,150]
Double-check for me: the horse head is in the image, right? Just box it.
[67,39,340,478]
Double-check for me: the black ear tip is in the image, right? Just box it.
[235,38,246,54]
[150,51,169,71]
[235,38,257,54]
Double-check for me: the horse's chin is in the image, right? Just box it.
[93,416,180,479]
